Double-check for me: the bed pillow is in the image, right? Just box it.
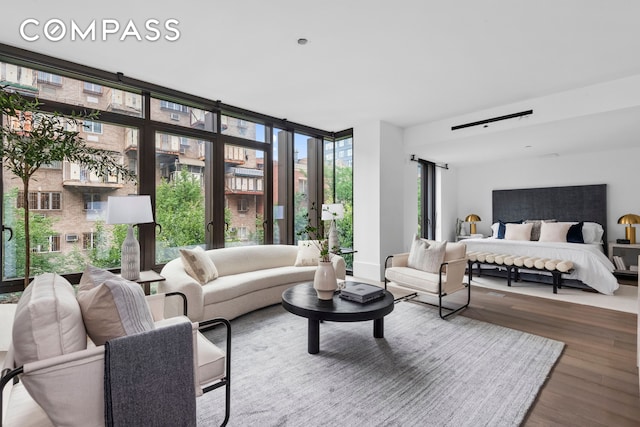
[504,223,533,241]
[490,222,500,238]
[407,236,447,274]
[538,222,572,242]
[179,246,218,284]
[582,222,604,244]
[497,220,523,239]
[567,221,585,243]
[525,219,558,241]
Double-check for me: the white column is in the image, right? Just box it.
[352,120,406,282]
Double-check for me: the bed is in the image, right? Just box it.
[463,184,619,295]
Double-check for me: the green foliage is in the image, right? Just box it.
[296,202,330,262]
[0,86,136,288]
[334,165,353,268]
[155,168,205,262]
[10,206,60,277]
[253,214,264,244]
[88,221,128,268]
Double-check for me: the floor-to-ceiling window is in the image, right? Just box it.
[323,134,354,269]
[0,46,351,292]
[418,159,436,239]
[1,65,138,286]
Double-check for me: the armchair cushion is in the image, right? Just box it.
[77,266,155,346]
[180,246,219,285]
[407,236,447,274]
[12,273,87,366]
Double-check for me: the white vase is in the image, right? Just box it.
[314,260,338,300]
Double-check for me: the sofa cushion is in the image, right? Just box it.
[385,266,442,294]
[407,236,447,274]
[209,245,299,276]
[294,240,322,266]
[12,273,87,366]
[202,266,317,305]
[77,266,155,346]
[180,246,219,285]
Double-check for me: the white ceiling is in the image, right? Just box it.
[2,1,640,163]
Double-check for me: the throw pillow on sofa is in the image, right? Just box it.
[294,240,322,266]
[77,265,155,346]
[12,273,87,366]
[179,246,219,285]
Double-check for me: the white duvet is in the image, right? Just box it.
[462,238,619,295]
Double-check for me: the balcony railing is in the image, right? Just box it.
[62,162,123,189]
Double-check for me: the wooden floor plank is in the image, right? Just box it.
[459,286,639,427]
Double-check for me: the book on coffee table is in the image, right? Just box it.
[339,283,385,303]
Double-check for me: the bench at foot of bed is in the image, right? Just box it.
[467,251,575,294]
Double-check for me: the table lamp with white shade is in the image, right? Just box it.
[322,203,344,253]
[106,195,154,280]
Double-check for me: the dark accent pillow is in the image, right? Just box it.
[567,222,585,244]
[497,220,523,239]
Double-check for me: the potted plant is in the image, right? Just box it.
[0,86,136,289]
[297,203,337,299]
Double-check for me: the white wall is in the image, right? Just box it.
[453,146,640,240]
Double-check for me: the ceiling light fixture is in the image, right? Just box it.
[297,38,308,45]
[451,110,533,131]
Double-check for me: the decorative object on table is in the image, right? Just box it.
[455,218,463,236]
[339,282,385,303]
[106,195,154,280]
[313,259,338,300]
[322,203,344,253]
[617,214,640,244]
[0,86,135,289]
[297,203,338,299]
[464,214,481,235]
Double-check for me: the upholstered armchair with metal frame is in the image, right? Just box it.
[0,273,231,427]
[384,240,469,319]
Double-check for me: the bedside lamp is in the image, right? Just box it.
[617,213,640,244]
[465,214,481,235]
[106,195,154,280]
[322,203,344,253]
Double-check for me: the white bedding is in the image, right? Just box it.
[462,238,619,295]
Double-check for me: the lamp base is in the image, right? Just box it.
[625,226,636,245]
[470,223,477,235]
[328,220,339,254]
[121,225,140,281]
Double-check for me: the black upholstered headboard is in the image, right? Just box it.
[492,184,608,244]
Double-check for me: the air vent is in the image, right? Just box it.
[65,234,78,242]
[451,110,533,131]
[169,113,180,121]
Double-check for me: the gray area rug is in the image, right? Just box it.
[198,301,564,426]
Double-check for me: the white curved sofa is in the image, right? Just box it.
[159,244,346,321]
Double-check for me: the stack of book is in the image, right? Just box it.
[612,255,628,271]
[339,283,384,303]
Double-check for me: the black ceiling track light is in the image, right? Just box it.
[451,110,533,131]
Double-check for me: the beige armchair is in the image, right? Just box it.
[0,274,230,427]
[384,240,469,319]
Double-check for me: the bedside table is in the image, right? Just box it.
[608,242,640,277]
[456,234,483,242]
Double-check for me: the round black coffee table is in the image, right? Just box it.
[281,282,395,354]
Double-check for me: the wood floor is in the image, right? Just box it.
[459,286,640,426]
